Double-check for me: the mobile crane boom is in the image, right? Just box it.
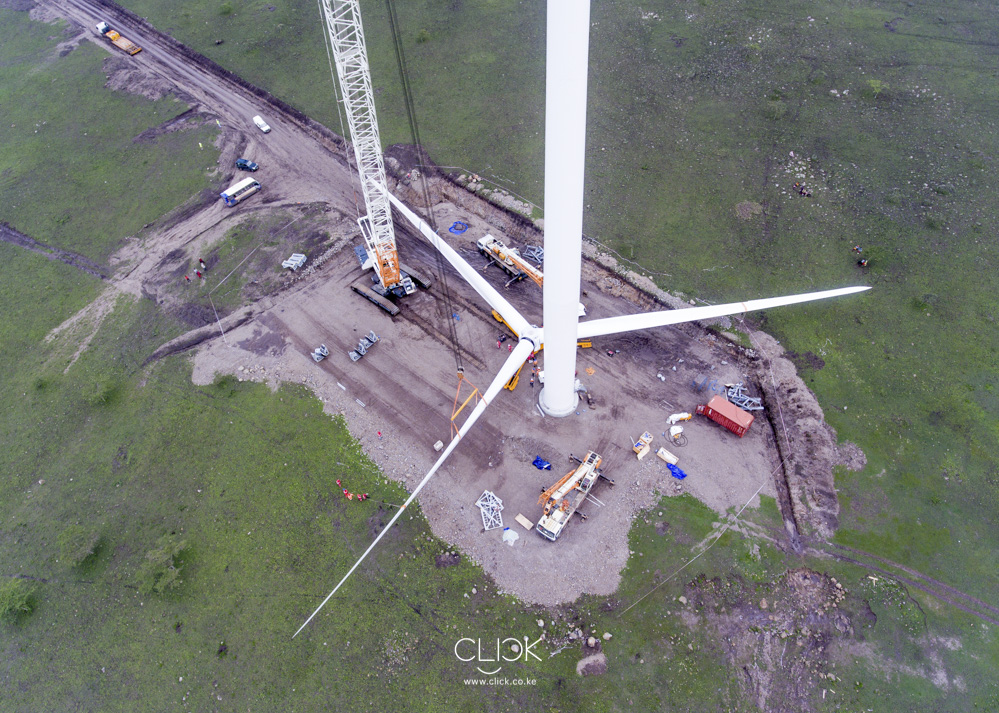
[478,234,544,288]
[536,451,609,541]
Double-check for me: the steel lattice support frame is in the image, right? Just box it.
[321,0,400,289]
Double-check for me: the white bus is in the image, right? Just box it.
[220,177,261,207]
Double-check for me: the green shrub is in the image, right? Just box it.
[765,100,788,121]
[58,526,101,567]
[0,579,36,621]
[136,534,188,595]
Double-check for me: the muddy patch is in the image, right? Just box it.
[576,652,607,676]
[786,350,826,371]
[173,302,218,329]
[132,108,209,144]
[367,506,389,538]
[681,568,852,711]
[102,55,187,103]
[434,552,461,568]
[236,317,288,357]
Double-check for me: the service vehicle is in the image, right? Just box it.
[252,115,271,133]
[220,177,261,207]
[536,451,613,541]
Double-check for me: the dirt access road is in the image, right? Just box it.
[39,0,857,605]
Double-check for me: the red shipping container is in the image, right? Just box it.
[695,395,754,437]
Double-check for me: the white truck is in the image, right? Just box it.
[252,115,271,133]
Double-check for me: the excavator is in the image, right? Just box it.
[536,451,614,541]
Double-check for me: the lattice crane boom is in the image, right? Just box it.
[320,0,401,290]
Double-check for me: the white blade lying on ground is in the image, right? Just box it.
[294,339,536,638]
[577,286,870,340]
[383,187,532,337]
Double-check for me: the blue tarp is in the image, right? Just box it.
[667,463,688,480]
[533,457,552,470]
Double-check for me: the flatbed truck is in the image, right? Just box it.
[96,21,142,55]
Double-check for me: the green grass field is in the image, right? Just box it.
[0,12,215,263]
[2,2,999,710]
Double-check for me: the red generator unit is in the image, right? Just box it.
[696,395,755,438]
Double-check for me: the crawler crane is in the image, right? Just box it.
[321,0,431,314]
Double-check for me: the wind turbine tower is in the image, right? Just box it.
[539,0,591,416]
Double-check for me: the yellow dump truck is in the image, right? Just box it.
[96,22,142,55]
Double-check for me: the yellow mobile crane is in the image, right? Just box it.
[536,451,614,541]
[478,234,544,288]
[491,310,591,390]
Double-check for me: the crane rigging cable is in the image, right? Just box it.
[384,0,464,373]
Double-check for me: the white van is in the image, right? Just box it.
[252,115,271,133]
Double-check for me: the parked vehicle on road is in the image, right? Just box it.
[220,177,261,207]
[252,115,271,133]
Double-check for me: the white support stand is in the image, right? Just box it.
[539,0,591,416]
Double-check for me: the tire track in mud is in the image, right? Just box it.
[0,221,107,279]
[806,538,999,626]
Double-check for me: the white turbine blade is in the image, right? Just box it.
[294,339,535,638]
[382,187,531,336]
[577,286,870,340]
